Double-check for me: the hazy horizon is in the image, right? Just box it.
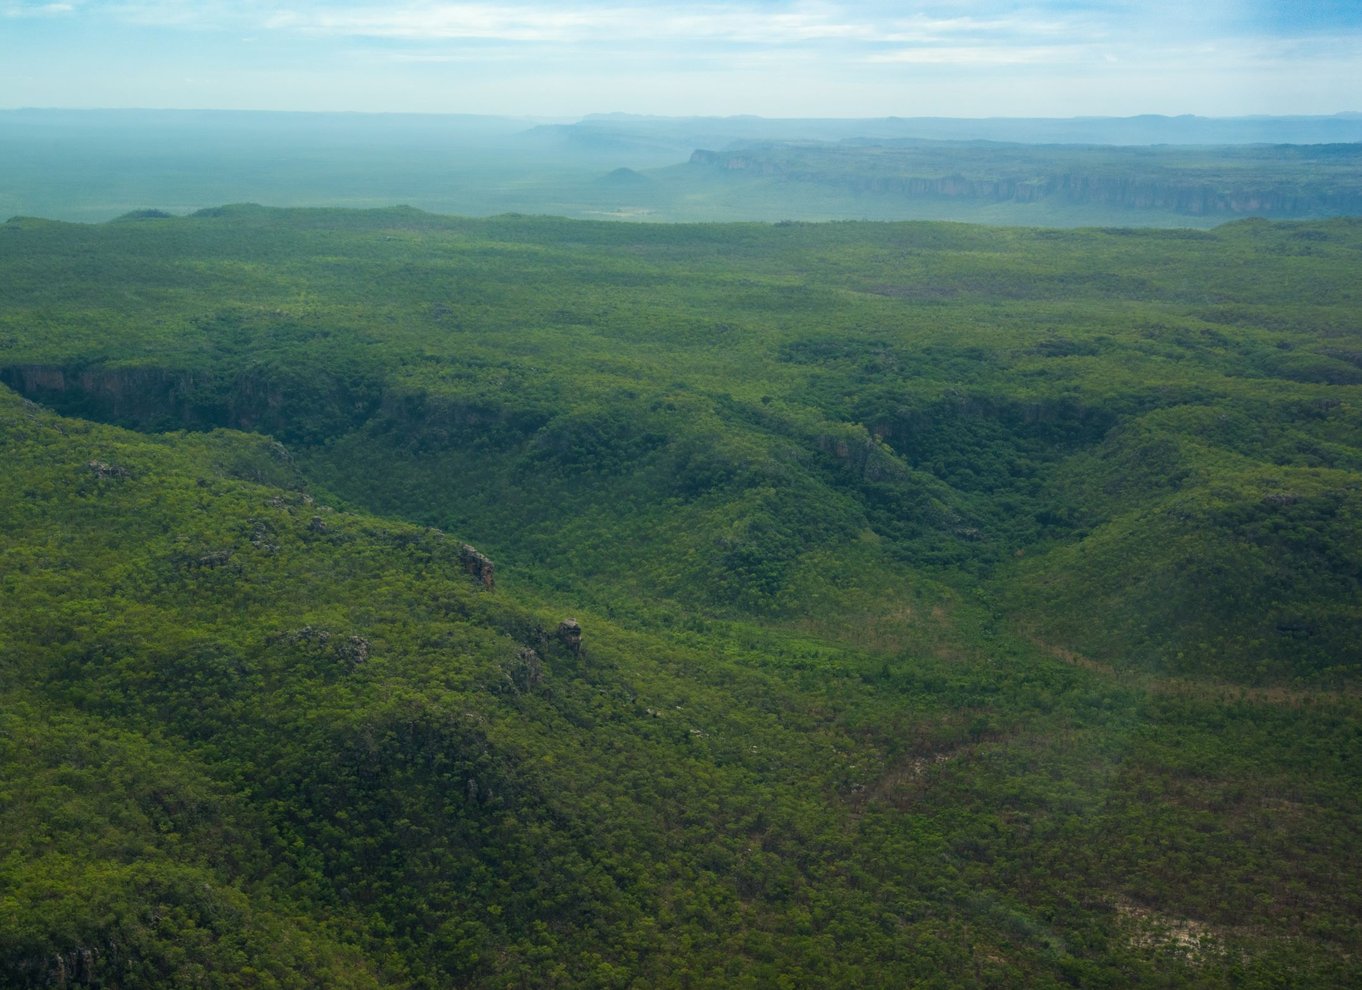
[3,2,1359,119]
[5,107,1362,122]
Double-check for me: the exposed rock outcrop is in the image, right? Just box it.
[337,635,371,666]
[0,360,380,444]
[274,626,371,668]
[557,618,583,656]
[86,459,131,480]
[49,946,99,987]
[504,646,544,693]
[815,432,908,483]
[459,544,495,589]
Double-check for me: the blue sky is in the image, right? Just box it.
[3,1,1359,117]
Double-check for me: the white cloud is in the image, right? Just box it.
[3,1,79,15]
[260,4,863,45]
[4,1,1358,115]
[5,2,1116,47]
[262,3,1096,47]
[866,44,1077,66]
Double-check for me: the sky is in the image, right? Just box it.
[2,1,1360,118]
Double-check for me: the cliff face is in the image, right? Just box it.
[0,364,205,426]
[0,362,380,444]
[688,148,1362,217]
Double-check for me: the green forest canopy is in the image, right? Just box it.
[1,207,1360,987]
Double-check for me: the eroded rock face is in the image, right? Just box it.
[338,635,371,666]
[48,946,98,987]
[815,433,907,483]
[557,618,582,656]
[87,459,131,479]
[275,626,370,668]
[459,544,495,589]
[508,646,544,692]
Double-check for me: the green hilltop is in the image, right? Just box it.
[1,206,1360,987]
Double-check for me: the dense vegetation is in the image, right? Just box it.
[2,206,1360,987]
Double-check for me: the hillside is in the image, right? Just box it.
[2,207,1361,987]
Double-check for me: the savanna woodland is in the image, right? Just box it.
[2,204,1360,988]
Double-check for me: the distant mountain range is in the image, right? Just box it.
[535,111,1362,149]
[3,109,1360,225]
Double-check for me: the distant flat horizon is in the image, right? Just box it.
[6,108,1360,154]
[3,107,1360,124]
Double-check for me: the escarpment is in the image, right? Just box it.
[0,361,380,443]
[689,145,1362,217]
